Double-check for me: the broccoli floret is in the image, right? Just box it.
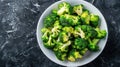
[44,35,55,49]
[73,25,85,38]
[81,25,98,39]
[79,48,88,55]
[60,14,81,26]
[52,9,58,15]
[57,2,72,15]
[51,21,62,38]
[81,10,90,24]
[73,38,88,50]
[54,51,67,61]
[59,31,69,42]
[90,14,99,27]
[73,4,83,15]
[41,28,51,42]
[88,39,100,51]
[68,49,82,62]
[44,14,57,27]
[53,41,71,52]
[95,28,107,39]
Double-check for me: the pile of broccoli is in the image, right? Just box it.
[41,2,107,61]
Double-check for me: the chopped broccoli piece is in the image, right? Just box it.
[53,41,71,52]
[81,10,90,24]
[41,28,51,42]
[88,39,100,51]
[68,49,82,62]
[60,14,81,26]
[44,14,57,27]
[57,2,72,15]
[95,28,107,39]
[73,25,85,38]
[73,38,88,50]
[44,35,55,49]
[73,4,83,15]
[54,51,67,61]
[90,14,99,27]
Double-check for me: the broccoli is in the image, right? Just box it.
[73,25,85,38]
[81,10,90,24]
[51,21,62,38]
[52,9,58,15]
[53,41,71,52]
[57,2,72,15]
[54,51,67,61]
[60,14,81,26]
[59,31,69,42]
[95,28,107,39]
[68,49,82,62]
[73,38,88,50]
[44,35,55,49]
[73,4,83,15]
[88,39,100,51]
[81,25,98,39]
[79,48,88,55]
[41,28,51,42]
[90,14,99,27]
[44,14,57,27]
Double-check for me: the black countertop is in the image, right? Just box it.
[0,0,120,67]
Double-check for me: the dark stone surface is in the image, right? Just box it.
[0,0,120,67]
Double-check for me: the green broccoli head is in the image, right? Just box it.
[59,31,69,42]
[90,14,99,27]
[52,9,58,15]
[79,48,88,55]
[81,25,98,39]
[73,4,83,15]
[41,28,51,42]
[88,39,100,51]
[73,25,85,38]
[81,10,90,25]
[95,28,107,39]
[60,14,81,26]
[57,2,72,15]
[44,14,57,27]
[51,21,62,38]
[54,51,67,61]
[73,38,88,50]
[68,49,82,62]
[53,41,71,52]
[44,35,55,49]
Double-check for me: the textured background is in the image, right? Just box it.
[0,0,120,67]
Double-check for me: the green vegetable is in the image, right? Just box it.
[57,2,72,15]
[73,4,83,15]
[73,38,88,50]
[68,49,82,62]
[88,39,100,51]
[41,2,107,61]
[90,14,99,27]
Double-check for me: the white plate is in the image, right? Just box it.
[36,0,108,66]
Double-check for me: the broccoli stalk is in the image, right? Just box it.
[88,39,100,51]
